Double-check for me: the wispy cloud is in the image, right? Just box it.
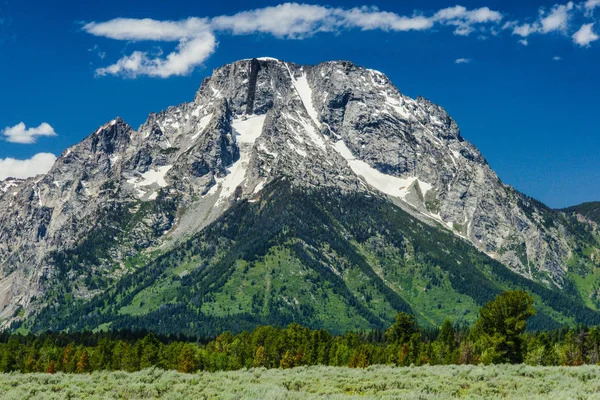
[85,17,216,78]
[211,3,343,37]
[83,3,504,78]
[0,153,56,180]
[508,1,600,46]
[455,58,471,64]
[433,6,502,36]
[2,122,57,144]
[512,2,574,38]
[95,33,216,78]
[553,55,563,60]
[88,44,106,59]
[583,0,600,16]
[82,1,600,78]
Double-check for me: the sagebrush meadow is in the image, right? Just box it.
[1,365,600,399]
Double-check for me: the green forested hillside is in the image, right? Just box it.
[19,181,600,336]
[3,292,600,375]
[563,202,600,225]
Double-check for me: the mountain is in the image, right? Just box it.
[563,202,600,225]
[1,57,599,334]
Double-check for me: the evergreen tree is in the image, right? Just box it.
[253,345,268,368]
[46,360,56,374]
[0,337,20,372]
[438,319,456,348]
[77,350,90,373]
[95,338,114,370]
[177,344,197,373]
[124,341,141,372]
[140,333,160,369]
[457,340,478,365]
[472,290,535,364]
[280,350,295,369]
[62,343,76,373]
[385,313,420,344]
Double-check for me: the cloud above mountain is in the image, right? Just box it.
[2,122,57,144]
[81,1,600,78]
[0,153,56,180]
[83,3,505,78]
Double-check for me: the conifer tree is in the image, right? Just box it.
[438,319,456,348]
[140,333,160,369]
[385,313,419,344]
[253,345,268,368]
[62,343,75,373]
[77,350,90,373]
[177,344,197,373]
[280,350,295,369]
[46,360,56,374]
[472,290,535,364]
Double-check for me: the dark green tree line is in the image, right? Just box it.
[5,291,600,373]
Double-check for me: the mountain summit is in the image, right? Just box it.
[1,58,599,333]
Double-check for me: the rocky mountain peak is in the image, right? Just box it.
[89,117,132,155]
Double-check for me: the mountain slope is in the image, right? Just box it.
[564,202,600,225]
[1,57,599,332]
[22,180,600,335]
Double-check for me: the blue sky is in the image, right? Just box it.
[0,0,598,208]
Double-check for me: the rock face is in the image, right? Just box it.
[0,57,588,325]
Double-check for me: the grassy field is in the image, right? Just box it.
[1,364,600,399]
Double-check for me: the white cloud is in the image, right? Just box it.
[0,153,56,180]
[553,55,562,60]
[84,17,210,41]
[455,58,471,64]
[95,33,216,78]
[336,7,433,32]
[2,122,57,144]
[85,3,504,77]
[539,2,573,33]
[434,6,502,36]
[513,23,538,37]
[85,16,216,79]
[210,4,497,37]
[584,0,600,15]
[573,23,599,46]
[83,2,600,76]
[212,3,338,38]
[511,2,574,40]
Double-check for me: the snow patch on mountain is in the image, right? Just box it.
[0,179,21,194]
[210,114,266,204]
[233,114,267,144]
[283,65,327,152]
[127,165,172,199]
[384,93,410,120]
[95,119,118,135]
[294,74,321,128]
[334,140,432,201]
[190,113,214,142]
